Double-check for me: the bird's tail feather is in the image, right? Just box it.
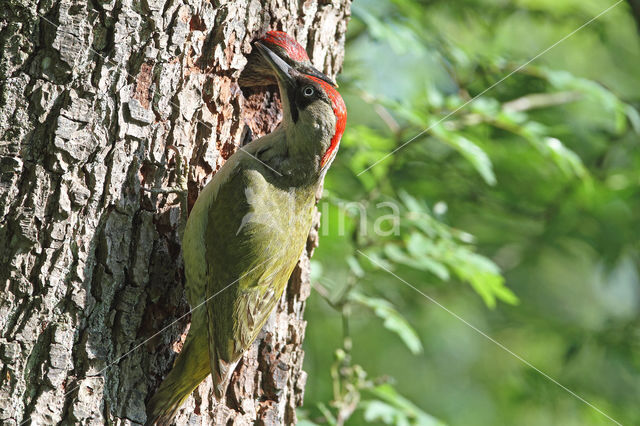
[206,302,241,400]
[145,325,210,426]
[211,353,239,400]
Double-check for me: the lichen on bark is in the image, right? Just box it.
[0,0,351,424]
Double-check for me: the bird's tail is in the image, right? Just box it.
[145,323,210,426]
[209,345,239,401]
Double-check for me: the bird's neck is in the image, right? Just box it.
[248,125,325,188]
[284,120,332,184]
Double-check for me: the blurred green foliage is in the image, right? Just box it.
[300,0,640,425]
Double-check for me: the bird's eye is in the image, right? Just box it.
[303,86,315,97]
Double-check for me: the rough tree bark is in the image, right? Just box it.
[0,0,350,424]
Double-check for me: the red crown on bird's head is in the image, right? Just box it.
[260,31,309,62]
[306,75,347,168]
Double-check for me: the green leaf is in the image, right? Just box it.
[363,400,411,426]
[384,191,516,307]
[404,234,450,280]
[625,104,640,134]
[364,384,445,426]
[541,68,626,134]
[363,249,395,271]
[469,97,500,115]
[544,137,587,179]
[350,291,423,355]
[448,248,519,308]
[398,190,429,214]
[383,244,449,280]
[432,126,496,185]
[347,255,365,278]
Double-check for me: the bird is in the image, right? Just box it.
[144,41,346,425]
[239,30,337,88]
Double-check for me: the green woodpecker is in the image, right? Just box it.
[239,30,337,88]
[145,42,346,424]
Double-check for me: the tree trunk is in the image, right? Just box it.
[0,1,350,424]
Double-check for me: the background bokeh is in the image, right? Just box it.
[300,0,640,425]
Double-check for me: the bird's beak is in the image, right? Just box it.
[255,41,295,87]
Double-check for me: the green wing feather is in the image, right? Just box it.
[201,160,316,398]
